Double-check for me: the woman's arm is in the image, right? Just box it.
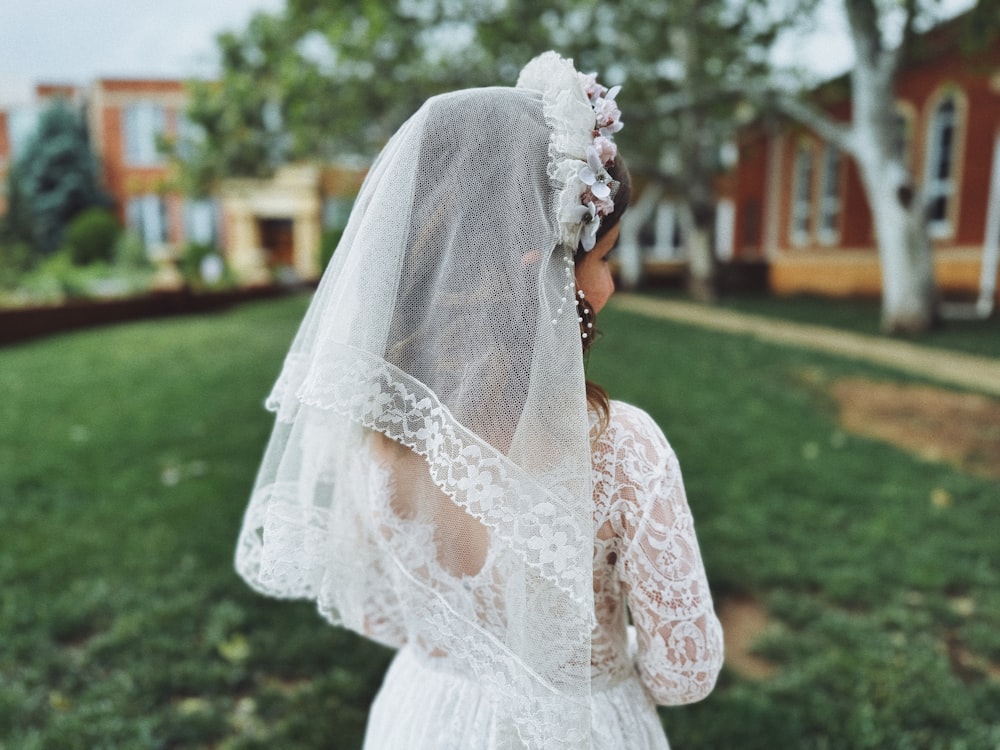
[612,408,724,705]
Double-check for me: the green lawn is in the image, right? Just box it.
[1,295,997,749]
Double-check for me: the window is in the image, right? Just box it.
[924,94,960,238]
[127,194,169,250]
[790,143,814,246]
[715,199,735,261]
[817,145,841,245]
[123,102,166,166]
[184,199,217,246]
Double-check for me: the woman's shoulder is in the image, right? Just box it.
[606,400,669,443]
[598,400,674,467]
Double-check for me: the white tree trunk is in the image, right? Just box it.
[617,182,662,289]
[776,0,940,333]
[860,165,937,331]
[679,201,717,302]
[851,54,937,333]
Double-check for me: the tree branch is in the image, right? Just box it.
[888,0,920,75]
[844,0,882,69]
[767,91,855,153]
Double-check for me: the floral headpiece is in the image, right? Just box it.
[517,52,624,252]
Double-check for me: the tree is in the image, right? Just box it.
[532,0,784,299]
[771,0,999,333]
[12,100,108,256]
[184,1,799,302]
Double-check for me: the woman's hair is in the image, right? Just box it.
[576,156,631,434]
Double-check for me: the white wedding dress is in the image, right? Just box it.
[362,400,725,749]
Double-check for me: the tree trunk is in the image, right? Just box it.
[616,182,662,289]
[845,0,938,334]
[679,201,718,302]
[860,165,938,333]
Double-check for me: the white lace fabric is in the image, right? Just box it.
[234,53,722,750]
[590,401,724,704]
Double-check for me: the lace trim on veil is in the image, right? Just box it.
[263,344,592,602]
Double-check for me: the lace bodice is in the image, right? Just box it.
[589,400,724,704]
[362,399,723,707]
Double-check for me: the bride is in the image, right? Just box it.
[235,51,723,749]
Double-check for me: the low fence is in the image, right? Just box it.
[0,286,301,348]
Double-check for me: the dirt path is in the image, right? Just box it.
[613,294,1000,397]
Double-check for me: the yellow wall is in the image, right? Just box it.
[769,248,996,301]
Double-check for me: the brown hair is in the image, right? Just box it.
[576,157,631,435]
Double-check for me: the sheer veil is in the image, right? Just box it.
[236,53,610,748]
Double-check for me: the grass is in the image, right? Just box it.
[1,294,998,749]
[645,288,1000,359]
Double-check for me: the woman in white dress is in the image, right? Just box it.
[235,51,724,749]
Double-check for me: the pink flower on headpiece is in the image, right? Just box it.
[592,135,617,164]
[578,72,607,100]
[592,192,615,217]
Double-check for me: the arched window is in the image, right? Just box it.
[924,93,962,238]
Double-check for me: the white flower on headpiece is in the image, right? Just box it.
[579,147,612,200]
[568,200,600,251]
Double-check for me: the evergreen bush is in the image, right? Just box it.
[12,101,109,256]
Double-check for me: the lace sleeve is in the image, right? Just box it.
[610,405,724,705]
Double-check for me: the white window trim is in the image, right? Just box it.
[790,143,814,247]
[816,144,841,246]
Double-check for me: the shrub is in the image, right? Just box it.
[113,231,151,270]
[63,208,121,265]
[320,227,343,271]
[180,242,234,290]
[0,240,34,291]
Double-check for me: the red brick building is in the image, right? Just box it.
[724,26,1000,308]
[87,78,218,255]
[0,77,365,282]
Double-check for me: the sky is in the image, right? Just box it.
[0,0,979,106]
[0,0,284,104]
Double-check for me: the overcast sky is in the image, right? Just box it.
[0,0,978,106]
[0,0,284,103]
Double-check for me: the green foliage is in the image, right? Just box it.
[178,0,791,209]
[0,240,34,291]
[14,252,102,300]
[10,100,108,256]
[62,207,121,266]
[113,230,152,270]
[320,227,343,271]
[180,242,235,290]
[11,245,155,304]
